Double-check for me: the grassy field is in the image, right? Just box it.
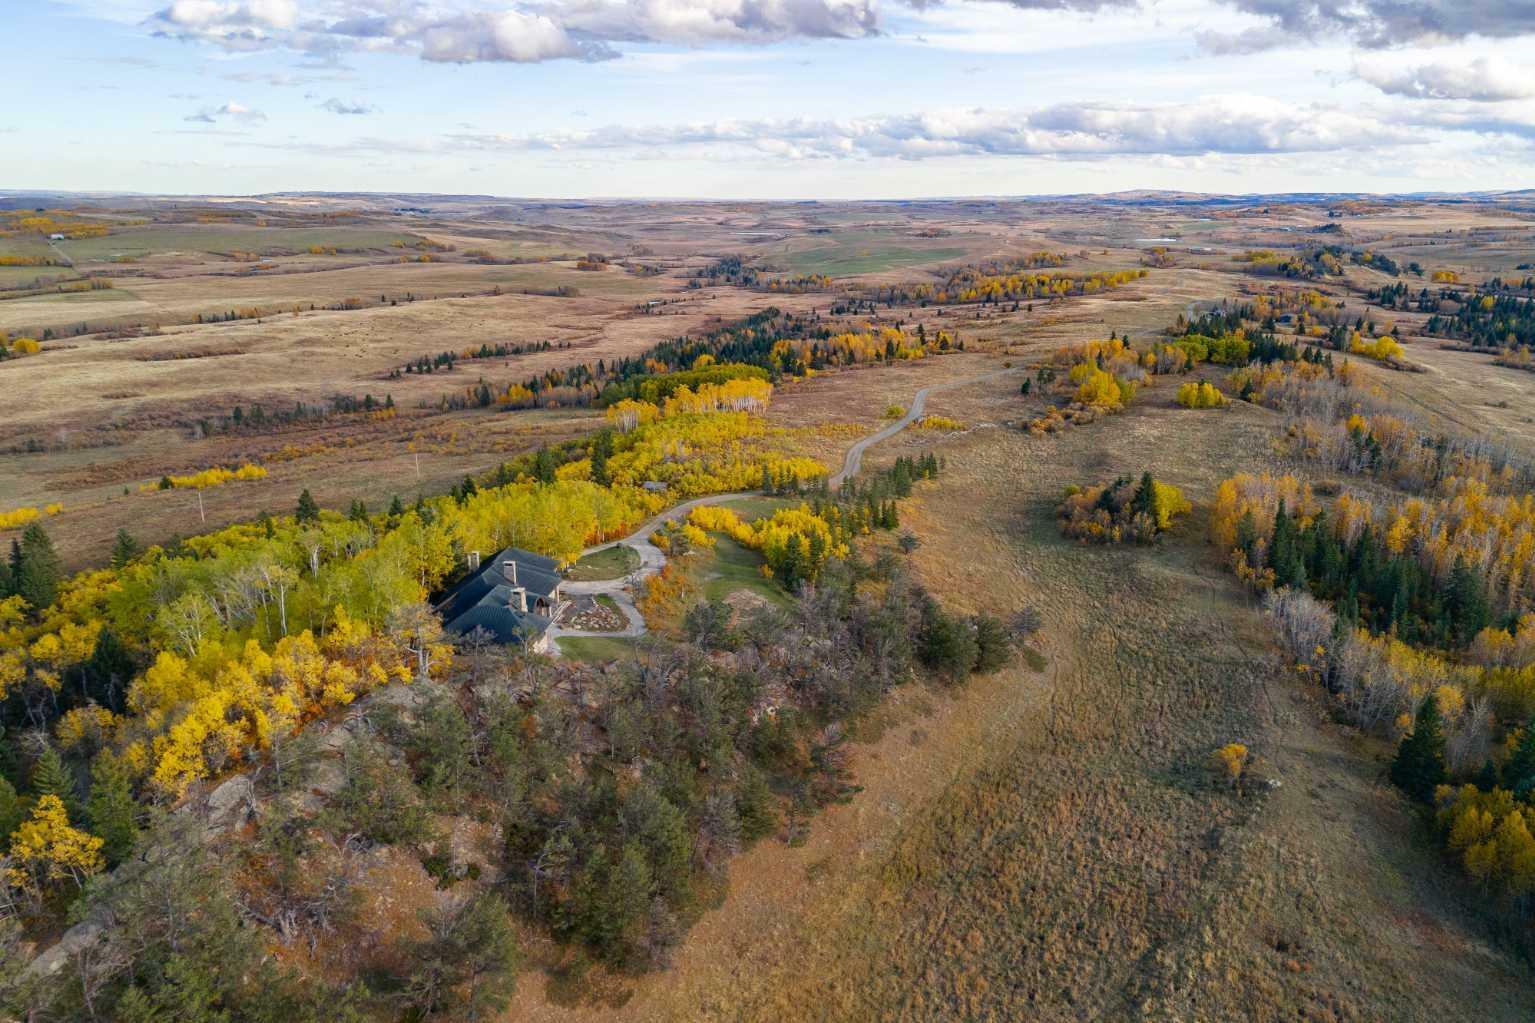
[555,634,639,661]
[50,225,427,260]
[11,193,1535,1019]
[505,314,1535,1022]
[717,495,796,520]
[771,231,970,276]
[699,535,789,608]
[566,544,642,580]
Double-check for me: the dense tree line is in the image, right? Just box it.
[1424,290,1535,351]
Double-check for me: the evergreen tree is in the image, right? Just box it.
[110,528,144,569]
[1234,508,1258,560]
[0,774,21,841]
[15,522,62,610]
[591,443,611,487]
[778,534,807,591]
[735,765,779,842]
[532,446,557,484]
[295,488,320,524]
[593,842,653,961]
[918,603,978,683]
[86,751,139,864]
[6,538,21,598]
[1131,471,1160,526]
[1503,718,1535,794]
[84,625,136,712]
[1446,556,1490,648]
[1390,697,1447,802]
[402,892,521,1021]
[971,614,1012,674]
[1268,500,1305,589]
[30,744,79,821]
[348,498,368,524]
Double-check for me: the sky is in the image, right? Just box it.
[8,0,1535,198]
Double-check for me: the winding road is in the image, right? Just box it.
[546,363,1024,654]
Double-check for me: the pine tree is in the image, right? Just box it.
[1503,718,1535,794]
[387,494,405,522]
[591,444,611,487]
[1390,697,1446,802]
[532,446,557,484]
[110,528,144,569]
[30,745,79,822]
[16,523,62,611]
[1234,509,1259,562]
[86,751,139,864]
[295,488,320,524]
[1446,556,1490,648]
[0,774,21,841]
[1131,472,1160,527]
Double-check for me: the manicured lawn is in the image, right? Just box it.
[565,544,641,581]
[556,635,637,662]
[701,536,791,608]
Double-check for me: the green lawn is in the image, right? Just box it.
[595,594,622,615]
[701,536,790,608]
[556,635,637,662]
[565,544,641,581]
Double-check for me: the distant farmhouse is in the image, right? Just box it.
[436,546,565,652]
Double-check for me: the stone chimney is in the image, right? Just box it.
[467,550,481,571]
[503,559,517,585]
[515,588,528,612]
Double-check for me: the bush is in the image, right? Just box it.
[1057,472,1191,544]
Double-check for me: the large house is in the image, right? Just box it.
[437,546,565,650]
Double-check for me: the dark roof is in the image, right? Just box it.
[445,602,550,644]
[437,546,563,642]
[495,545,559,572]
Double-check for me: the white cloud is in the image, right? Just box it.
[445,96,1416,159]
[417,10,605,62]
[147,0,891,62]
[184,99,268,122]
[1354,56,1535,102]
[1200,0,1535,52]
[320,96,377,113]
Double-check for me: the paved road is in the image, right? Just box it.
[549,363,1022,654]
[547,492,756,653]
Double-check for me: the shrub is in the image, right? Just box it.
[1057,472,1191,543]
[1212,743,1249,787]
